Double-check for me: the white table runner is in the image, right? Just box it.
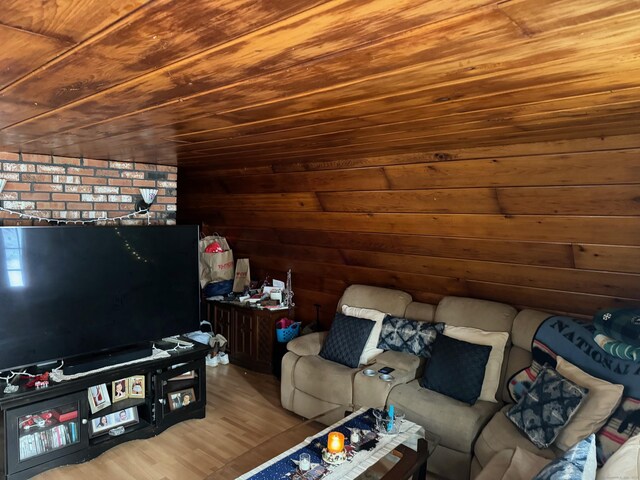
[237,408,424,480]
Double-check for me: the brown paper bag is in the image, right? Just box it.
[199,235,234,288]
[232,258,251,293]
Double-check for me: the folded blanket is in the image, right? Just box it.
[594,331,640,362]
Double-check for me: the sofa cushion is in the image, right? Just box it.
[293,355,356,406]
[377,315,444,357]
[444,325,510,403]
[421,334,491,405]
[555,356,624,451]
[475,406,557,468]
[388,379,499,453]
[597,433,640,480]
[434,296,517,332]
[342,305,387,365]
[320,313,374,368]
[533,434,597,480]
[475,447,551,480]
[506,366,588,449]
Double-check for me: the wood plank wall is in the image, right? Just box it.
[178,135,640,328]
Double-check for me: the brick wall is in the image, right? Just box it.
[0,152,176,226]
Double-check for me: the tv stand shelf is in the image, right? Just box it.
[0,342,209,480]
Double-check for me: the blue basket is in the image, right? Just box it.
[276,322,301,343]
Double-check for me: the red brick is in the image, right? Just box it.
[108,178,132,186]
[66,203,93,211]
[21,153,51,163]
[67,167,95,176]
[95,169,121,177]
[34,184,63,192]
[121,187,140,195]
[23,174,52,183]
[157,165,176,172]
[81,177,108,185]
[0,192,18,200]
[158,180,176,188]
[167,173,177,181]
[52,155,81,166]
[21,193,50,201]
[36,202,65,210]
[134,162,157,171]
[133,179,155,187]
[52,193,80,201]
[82,158,109,168]
[4,163,35,172]
[156,196,175,204]
[52,211,81,220]
[0,152,20,161]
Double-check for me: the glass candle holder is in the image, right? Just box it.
[327,431,345,453]
[299,452,310,471]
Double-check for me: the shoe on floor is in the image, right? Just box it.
[206,354,220,367]
[219,352,229,365]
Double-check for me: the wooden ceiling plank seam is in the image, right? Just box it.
[0,20,75,44]
[1,0,502,136]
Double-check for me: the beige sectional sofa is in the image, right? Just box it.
[280,285,550,480]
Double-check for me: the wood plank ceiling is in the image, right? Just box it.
[0,0,638,165]
[2,0,640,322]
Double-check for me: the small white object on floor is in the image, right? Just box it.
[219,352,229,365]
[206,355,220,367]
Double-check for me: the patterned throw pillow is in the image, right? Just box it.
[319,313,375,368]
[533,434,597,480]
[507,366,589,449]
[420,334,491,405]
[376,315,444,357]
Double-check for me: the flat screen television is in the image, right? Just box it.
[0,225,200,373]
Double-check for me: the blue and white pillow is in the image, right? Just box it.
[507,366,588,448]
[376,316,444,357]
[533,434,597,480]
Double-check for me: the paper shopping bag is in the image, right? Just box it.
[232,258,251,293]
[199,235,234,288]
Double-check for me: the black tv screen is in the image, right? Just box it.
[0,225,200,372]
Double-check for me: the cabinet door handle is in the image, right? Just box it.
[82,419,88,425]
[159,399,166,405]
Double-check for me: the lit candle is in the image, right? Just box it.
[327,431,345,453]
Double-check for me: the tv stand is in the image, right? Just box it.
[63,343,153,375]
[0,341,209,480]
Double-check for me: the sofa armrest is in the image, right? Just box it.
[287,331,328,356]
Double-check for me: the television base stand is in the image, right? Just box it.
[63,343,153,375]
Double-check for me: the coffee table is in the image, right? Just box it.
[211,408,439,480]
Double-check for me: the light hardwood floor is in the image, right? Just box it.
[35,365,302,480]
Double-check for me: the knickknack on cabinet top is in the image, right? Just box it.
[0,342,208,480]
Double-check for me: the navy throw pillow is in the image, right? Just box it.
[320,313,375,368]
[420,334,491,405]
[377,315,444,357]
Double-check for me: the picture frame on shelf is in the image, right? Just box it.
[87,384,111,414]
[112,378,129,402]
[89,407,139,438]
[168,371,196,381]
[167,388,196,411]
[128,375,145,398]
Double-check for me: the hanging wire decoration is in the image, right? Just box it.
[0,180,158,225]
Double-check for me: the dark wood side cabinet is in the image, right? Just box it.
[0,343,209,480]
[207,301,294,374]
